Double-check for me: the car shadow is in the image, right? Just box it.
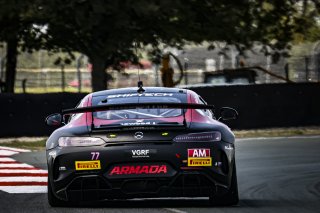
[52,198,288,209]
[64,198,241,208]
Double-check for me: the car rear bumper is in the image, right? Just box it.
[56,171,229,202]
[47,141,235,202]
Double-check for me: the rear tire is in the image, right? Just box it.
[209,161,239,206]
[48,177,68,207]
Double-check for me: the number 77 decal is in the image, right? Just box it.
[91,152,100,160]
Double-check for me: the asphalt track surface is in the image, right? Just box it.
[1,136,320,213]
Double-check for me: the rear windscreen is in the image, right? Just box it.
[92,93,187,120]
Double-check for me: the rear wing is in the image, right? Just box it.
[46,103,214,129]
[62,102,215,115]
[60,102,214,130]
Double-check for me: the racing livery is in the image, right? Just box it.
[45,87,239,206]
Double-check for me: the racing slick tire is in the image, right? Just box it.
[209,161,239,206]
[48,177,68,207]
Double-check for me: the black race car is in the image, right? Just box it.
[45,86,239,206]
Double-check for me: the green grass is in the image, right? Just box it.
[14,87,92,94]
[0,139,46,150]
[234,126,320,138]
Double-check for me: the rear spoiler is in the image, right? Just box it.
[62,102,214,115]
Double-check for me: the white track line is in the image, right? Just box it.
[0,163,34,168]
[0,150,19,156]
[0,146,31,153]
[236,135,320,142]
[0,158,16,162]
[0,169,47,174]
[0,186,47,193]
[164,208,188,213]
[0,177,47,182]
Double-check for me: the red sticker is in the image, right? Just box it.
[188,149,210,158]
[109,165,167,175]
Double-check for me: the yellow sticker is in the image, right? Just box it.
[75,160,101,170]
[188,157,212,166]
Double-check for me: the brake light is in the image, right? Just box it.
[173,132,221,142]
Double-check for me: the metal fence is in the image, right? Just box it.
[1,44,320,93]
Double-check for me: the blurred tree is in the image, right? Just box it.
[0,0,43,93]
[40,0,319,91]
[2,0,319,92]
[41,0,153,91]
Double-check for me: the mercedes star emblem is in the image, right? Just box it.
[134,132,144,139]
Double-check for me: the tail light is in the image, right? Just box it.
[58,137,105,147]
[173,132,221,142]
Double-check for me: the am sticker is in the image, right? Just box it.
[188,149,210,157]
[187,148,212,166]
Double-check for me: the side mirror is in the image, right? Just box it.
[219,107,238,121]
[45,113,63,127]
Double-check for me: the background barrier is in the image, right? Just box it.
[189,83,320,129]
[0,83,319,137]
[0,93,87,137]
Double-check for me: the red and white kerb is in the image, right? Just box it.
[0,146,48,193]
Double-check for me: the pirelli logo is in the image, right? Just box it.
[75,160,101,170]
[187,148,212,166]
[188,158,212,166]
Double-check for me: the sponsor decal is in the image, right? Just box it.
[188,158,212,166]
[107,93,173,98]
[59,166,66,171]
[75,160,101,170]
[225,144,233,150]
[188,149,210,157]
[109,165,167,175]
[187,148,212,166]
[121,121,156,126]
[134,132,144,139]
[131,149,150,158]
